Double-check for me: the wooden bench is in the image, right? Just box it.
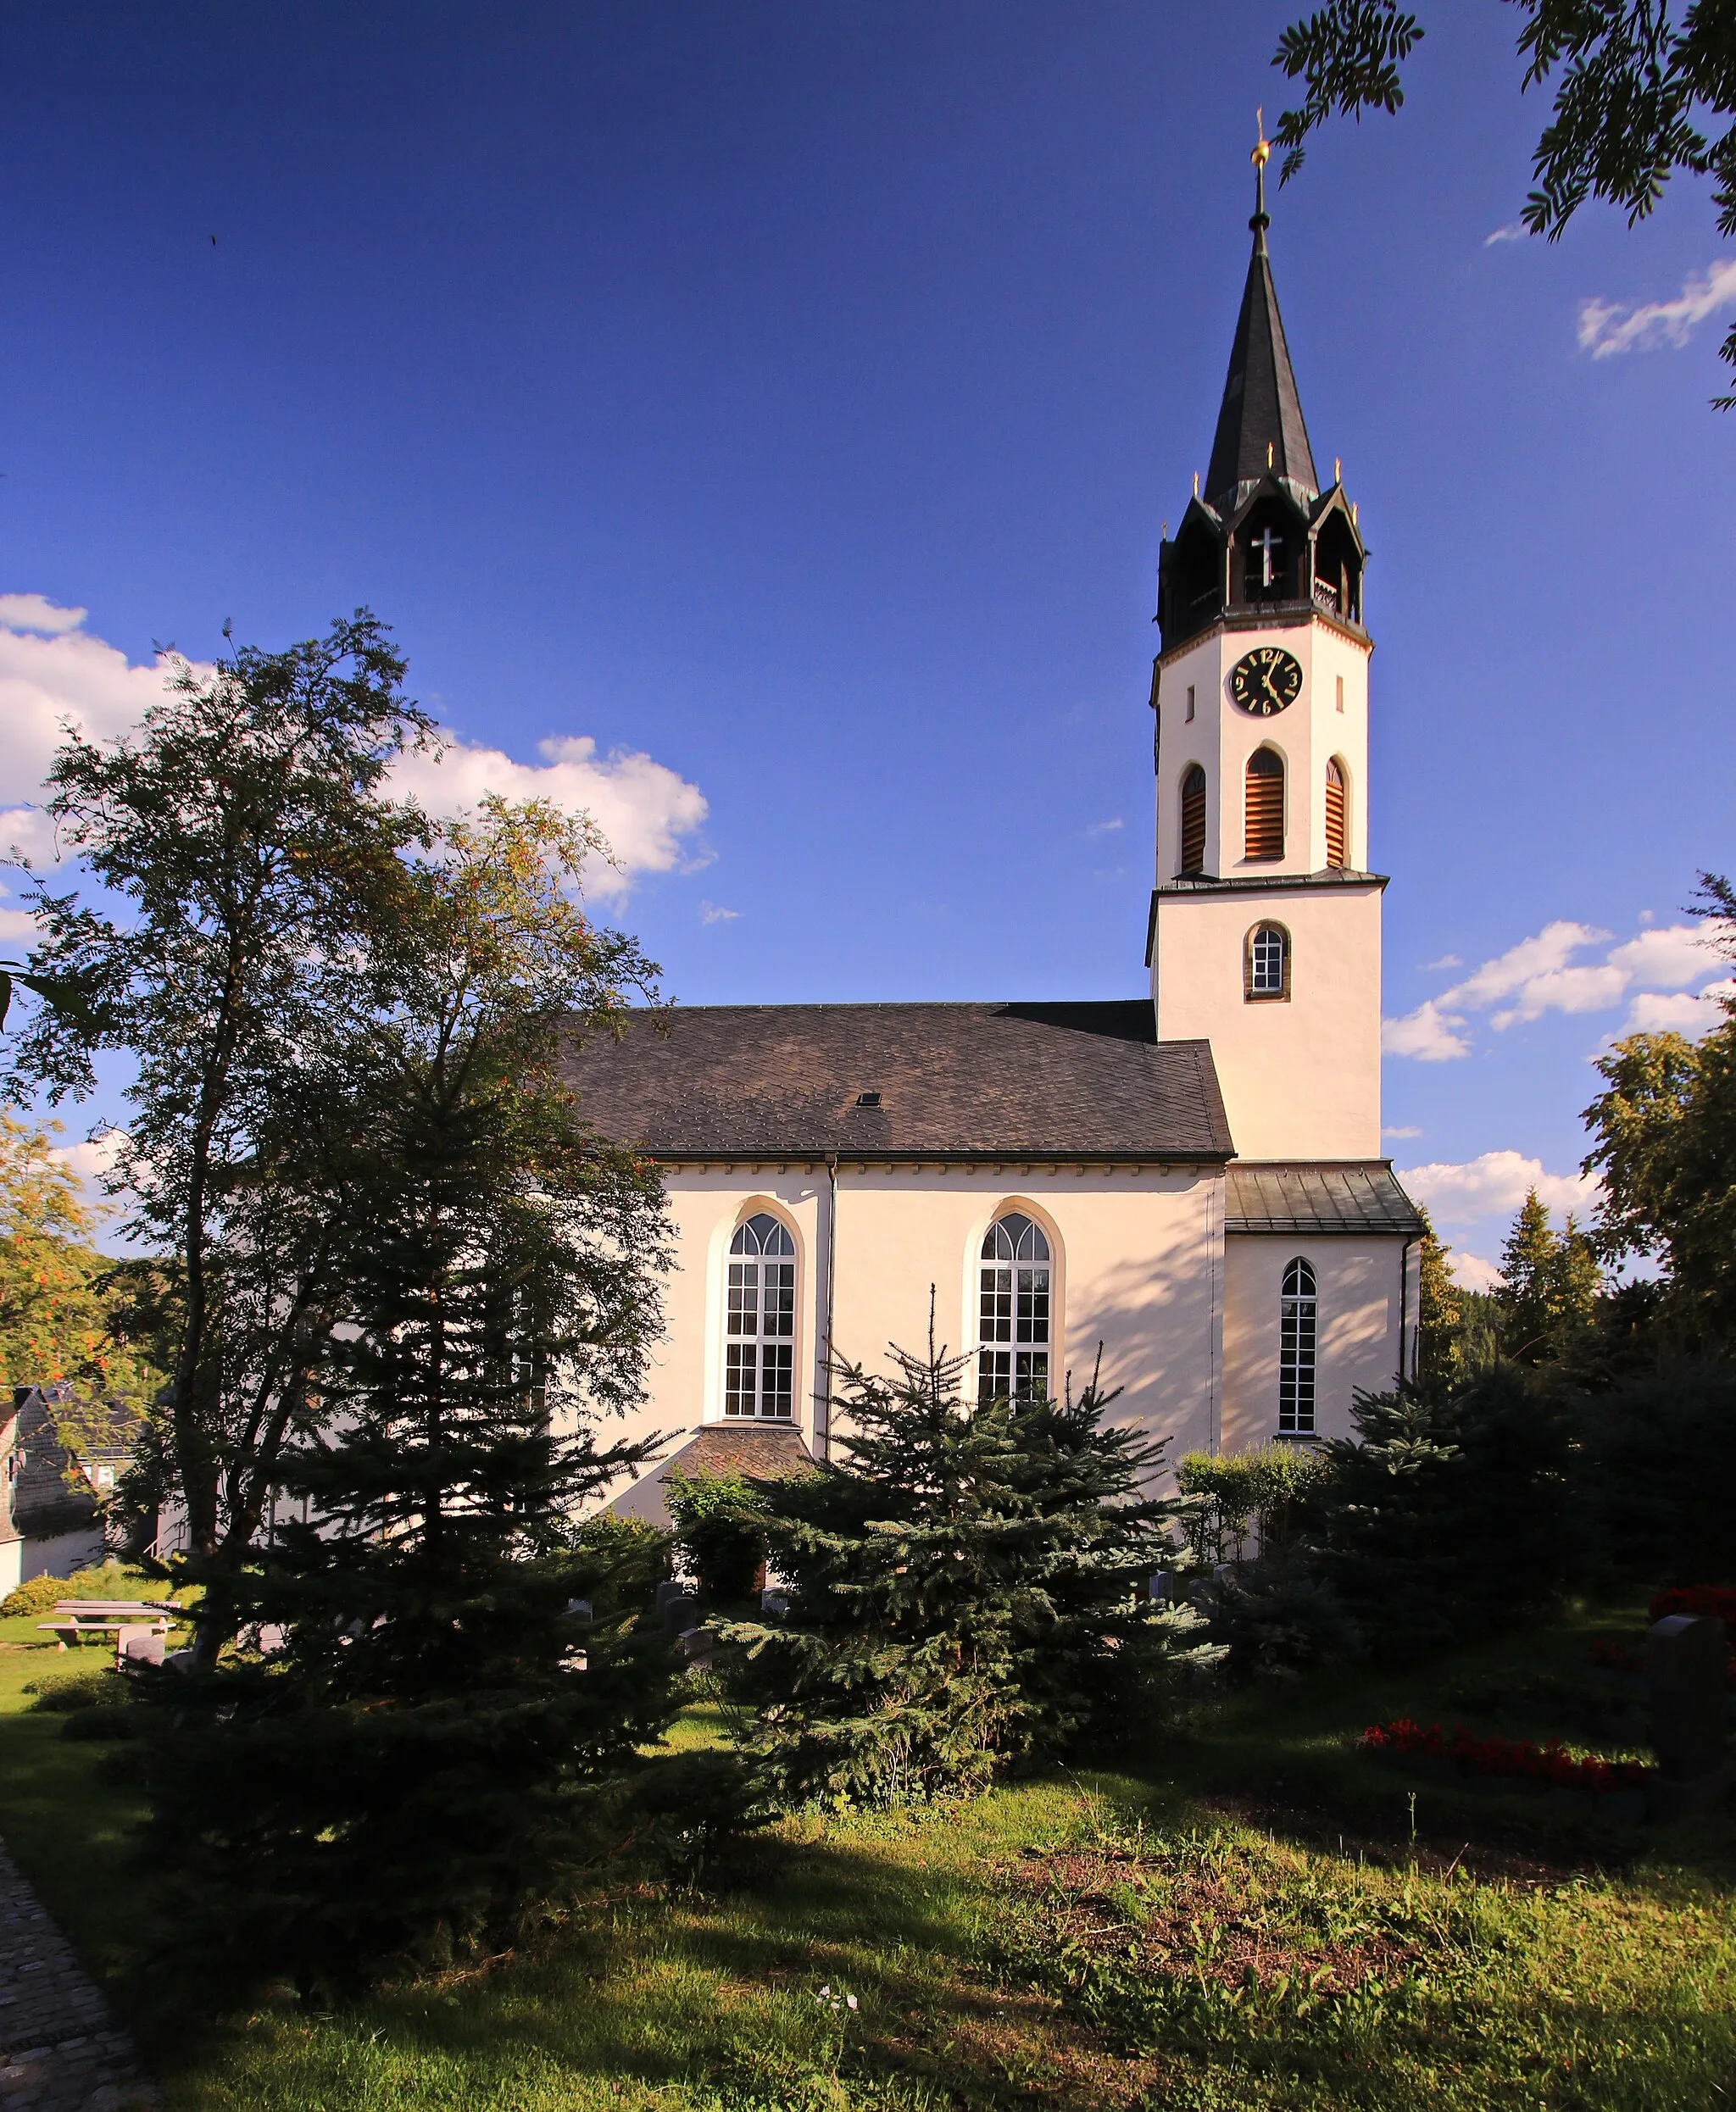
[37,1600,182,1653]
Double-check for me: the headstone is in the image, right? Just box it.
[659,1591,699,1635]
[115,1623,164,1670]
[1650,1614,1730,1817]
[760,1588,790,1618]
[1148,1571,1174,1604]
[654,1580,687,1615]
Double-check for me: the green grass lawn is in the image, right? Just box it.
[0,1595,1731,2109]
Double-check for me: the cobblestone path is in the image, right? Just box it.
[0,1843,154,2110]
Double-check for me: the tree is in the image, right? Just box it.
[0,1114,163,1403]
[1414,1204,1462,1379]
[1273,3,1736,404]
[1316,1366,1574,1657]
[723,1326,1212,1808]
[136,800,679,1995]
[1582,871,1736,1348]
[3,614,436,1596]
[1494,1187,1600,1364]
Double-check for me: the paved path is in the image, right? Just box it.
[0,1844,154,2110]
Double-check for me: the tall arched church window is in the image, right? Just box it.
[978,1213,1051,1406]
[1279,1257,1317,1435]
[1325,758,1349,869]
[726,1213,796,1419]
[1245,921,1289,1001]
[1244,748,1284,860]
[1178,765,1207,875]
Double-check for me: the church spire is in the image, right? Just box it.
[1202,119,1318,512]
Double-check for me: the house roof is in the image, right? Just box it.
[563,1001,1234,1162]
[1225,1161,1423,1237]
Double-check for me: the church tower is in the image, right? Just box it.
[1147,133,1382,1162]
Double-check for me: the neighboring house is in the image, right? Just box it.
[1,1382,140,1592]
[566,156,1422,1525]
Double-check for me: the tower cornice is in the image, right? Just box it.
[1155,603,1372,675]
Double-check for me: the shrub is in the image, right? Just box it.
[1361,1717,1651,1793]
[664,1470,771,1601]
[1315,1366,1573,1659]
[1576,1362,1736,1587]
[1200,1552,1361,1682]
[1176,1442,1335,1568]
[0,1559,145,1616]
[721,1335,1216,1808]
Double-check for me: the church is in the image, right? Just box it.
[570,142,1423,1513]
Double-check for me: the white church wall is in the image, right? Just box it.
[598,1162,1229,1511]
[1221,1234,1406,1453]
[1152,881,1383,1159]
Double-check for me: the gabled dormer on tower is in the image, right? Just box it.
[1147,132,1385,1162]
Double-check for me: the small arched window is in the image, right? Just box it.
[978,1212,1051,1406]
[726,1212,796,1420]
[1246,921,1289,1001]
[1279,1257,1317,1435]
[1244,748,1284,860]
[1325,758,1349,869]
[1178,765,1207,876]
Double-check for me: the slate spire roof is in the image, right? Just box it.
[1203,148,1318,513]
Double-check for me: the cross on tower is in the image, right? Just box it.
[1252,525,1282,590]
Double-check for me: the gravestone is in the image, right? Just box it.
[1147,1571,1174,1605]
[659,1591,699,1636]
[760,1588,790,1618]
[654,1579,687,1615]
[1649,1614,1730,1818]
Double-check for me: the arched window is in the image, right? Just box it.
[1178,765,1207,875]
[1325,758,1349,869]
[978,1212,1051,1406]
[1244,748,1284,860]
[1245,921,1289,1001]
[1279,1257,1317,1435]
[726,1212,795,1420]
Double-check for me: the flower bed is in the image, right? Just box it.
[1650,1584,1736,1624]
[1360,1717,1652,1795]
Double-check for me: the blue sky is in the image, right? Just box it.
[2,3,1732,1282]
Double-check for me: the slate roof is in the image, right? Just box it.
[1225,1162,1423,1237]
[1204,203,1318,513]
[563,1001,1234,1162]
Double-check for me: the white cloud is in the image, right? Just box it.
[698,900,739,925]
[1621,980,1736,1035]
[0,594,89,635]
[394,734,706,904]
[1578,255,1736,358]
[1385,919,1733,1060]
[1382,1124,1422,1140]
[1424,953,1462,970]
[45,1127,130,1225]
[1485,221,1527,247]
[0,597,708,904]
[1085,817,1124,838]
[1398,1149,1597,1225]
[1450,1250,1502,1295]
[0,603,187,861]
[1382,998,1470,1061]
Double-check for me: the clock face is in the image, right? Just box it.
[1230,645,1304,717]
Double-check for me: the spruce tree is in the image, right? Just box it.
[136,801,680,1995]
[1494,1188,1600,1364]
[1413,1207,1463,1380]
[723,1323,1211,1807]
[1316,1366,1572,1658]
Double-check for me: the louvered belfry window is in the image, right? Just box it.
[1325,758,1348,869]
[1244,748,1284,861]
[1178,765,1207,875]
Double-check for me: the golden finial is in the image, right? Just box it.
[1334,456,1342,485]
[1252,108,1271,168]
[1267,441,1275,469]
[1193,470,1200,497]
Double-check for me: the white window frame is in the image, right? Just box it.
[977,1212,1052,1406]
[1278,1255,1317,1435]
[725,1212,797,1420]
